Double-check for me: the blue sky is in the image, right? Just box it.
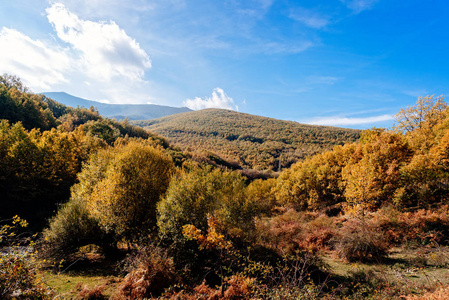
[1,0,449,129]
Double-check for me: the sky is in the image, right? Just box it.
[1,0,449,129]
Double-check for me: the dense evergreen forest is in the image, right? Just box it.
[135,109,360,171]
[2,75,449,299]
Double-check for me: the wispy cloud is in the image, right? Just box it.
[46,3,151,81]
[306,75,339,85]
[261,40,314,54]
[289,7,331,29]
[401,89,429,98]
[308,114,393,126]
[184,88,238,111]
[0,28,71,90]
[341,0,379,14]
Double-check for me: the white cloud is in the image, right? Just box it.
[309,114,393,126]
[341,0,379,13]
[46,3,151,81]
[289,8,330,29]
[184,88,238,111]
[0,28,71,90]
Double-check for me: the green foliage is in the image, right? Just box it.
[136,108,360,171]
[157,165,258,243]
[0,75,176,231]
[0,76,57,131]
[246,178,278,216]
[40,199,110,261]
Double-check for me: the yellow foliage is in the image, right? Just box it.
[182,216,232,250]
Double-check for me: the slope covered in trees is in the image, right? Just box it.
[0,74,182,229]
[135,109,361,171]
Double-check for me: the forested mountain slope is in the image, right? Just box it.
[0,75,181,229]
[135,108,361,170]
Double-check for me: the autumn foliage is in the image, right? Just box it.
[3,76,449,299]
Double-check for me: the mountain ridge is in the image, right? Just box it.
[41,92,192,120]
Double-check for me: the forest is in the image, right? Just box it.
[135,109,360,171]
[1,74,449,299]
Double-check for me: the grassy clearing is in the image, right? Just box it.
[42,272,121,299]
[322,245,449,299]
[41,246,449,299]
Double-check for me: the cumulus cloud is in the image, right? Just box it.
[0,28,71,90]
[309,114,393,126]
[184,88,238,111]
[46,3,151,81]
[289,8,330,29]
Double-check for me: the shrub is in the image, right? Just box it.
[157,165,254,244]
[334,216,389,263]
[405,286,449,300]
[40,199,111,263]
[256,209,337,254]
[371,205,449,246]
[0,216,52,299]
[115,246,178,299]
[77,285,107,300]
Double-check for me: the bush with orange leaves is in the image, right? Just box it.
[160,275,254,299]
[256,209,338,254]
[371,205,449,246]
[404,286,449,300]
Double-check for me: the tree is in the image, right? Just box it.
[78,141,175,241]
[394,95,447,134]
[275,143,360,210]
[342,130,411,210]
[394,95,448,153]
[157,165,256,243]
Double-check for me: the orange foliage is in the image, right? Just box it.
[182,216,232,251]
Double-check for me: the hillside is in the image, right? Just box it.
[135,108,361,170]
[42,92,192,120]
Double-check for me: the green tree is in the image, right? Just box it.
[157,165,256,243]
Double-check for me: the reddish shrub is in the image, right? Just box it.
[77,285,106,300]
[372,206,449,246]
[334,217,389,263]
[256,209,337,254]
[114,247,178,299]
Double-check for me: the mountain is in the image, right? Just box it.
[134,109,361,171]
[41,92,192,120]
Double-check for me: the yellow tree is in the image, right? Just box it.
[342,129,411,210]
[394,95,448,153]
[76,141,175,241]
